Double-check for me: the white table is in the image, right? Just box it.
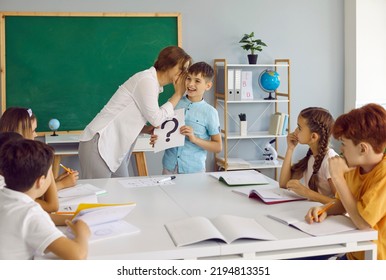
[66,173,377,260]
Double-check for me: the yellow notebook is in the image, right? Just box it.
[67,202,138,242]
[72,202,135,218]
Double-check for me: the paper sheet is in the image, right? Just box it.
[118,177,176,188]
[153,108,185,153]
[57,183,106,198]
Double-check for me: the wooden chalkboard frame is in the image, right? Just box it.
[0,12,182,135]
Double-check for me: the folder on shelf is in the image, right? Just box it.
[234,69,242,101]
[241,71,254,100]
[227,69,235,101]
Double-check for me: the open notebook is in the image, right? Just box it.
[65,203,139,242]
[209,170,269,186]
[233,187,306,204]
[165,214,277,247]
[57,183,107,214]
[267,208,357,236]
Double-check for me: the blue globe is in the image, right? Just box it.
[259,70,280,99]
[48,118,60,131]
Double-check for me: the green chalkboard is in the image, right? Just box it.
[1,13,180,133]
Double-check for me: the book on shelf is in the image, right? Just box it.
[281,113,289,135]
[267,208,357,236]
[268,112,288,135]
[233,187,306,204]
[66,202,139,242]
[165,214,277,247]
[269,112,281,135]
[210,170,269,186]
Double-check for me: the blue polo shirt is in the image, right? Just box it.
[162,96,220,173]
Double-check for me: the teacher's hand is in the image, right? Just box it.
[173,71,188,98]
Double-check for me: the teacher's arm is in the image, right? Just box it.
[134,78,175,127]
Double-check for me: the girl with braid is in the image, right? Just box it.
[279,107,338,204]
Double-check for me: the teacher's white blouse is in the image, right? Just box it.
[80,67,174,172]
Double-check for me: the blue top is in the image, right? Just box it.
[162,96,220,173]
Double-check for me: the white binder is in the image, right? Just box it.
[227,69,234,101]
[234,69,242,101]
[241,71,254,100]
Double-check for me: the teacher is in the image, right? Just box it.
[79,46,192,179]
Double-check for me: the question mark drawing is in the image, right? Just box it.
[161,118,179,142]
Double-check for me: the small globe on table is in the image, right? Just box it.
[48,119,60,136]
[258,69,280,100]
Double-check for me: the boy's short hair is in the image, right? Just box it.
[188,62,214,81]
[0,131,23,148]
[332,103,386,153]
[0,139,54,192]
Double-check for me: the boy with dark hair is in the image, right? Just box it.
[152,62,222,174]
[0,139,90,259]
[306,103,386,260]
[0,132,23,189]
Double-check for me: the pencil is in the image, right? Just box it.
[317,201,336,217]
[59,163,73,174]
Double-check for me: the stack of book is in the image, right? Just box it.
[268,112,289,135]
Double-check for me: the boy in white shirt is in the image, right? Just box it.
[0,139,90,259]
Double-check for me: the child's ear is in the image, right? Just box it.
[206,81,213,91]
[35,175,47,189]
[310,132,319,143]
[359,142,368,154]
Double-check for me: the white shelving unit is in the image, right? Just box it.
[213,58,291,178]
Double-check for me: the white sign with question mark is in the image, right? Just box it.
[153,108,185,153]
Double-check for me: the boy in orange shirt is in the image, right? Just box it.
[306,103,386,260]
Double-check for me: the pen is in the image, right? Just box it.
[60,163,73,174]
[157,176,176,183]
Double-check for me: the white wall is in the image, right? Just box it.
[345,0,386,111]
[0,0,345,175]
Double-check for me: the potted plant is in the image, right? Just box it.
[239,32,267,64]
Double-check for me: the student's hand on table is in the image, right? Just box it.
[286,132,298,150]
[56,171,79,190]
[56,171,68,181]
[66,219,91,239]
[286,179,309,198]
[305,206,326,224]
[180,125,196,142]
